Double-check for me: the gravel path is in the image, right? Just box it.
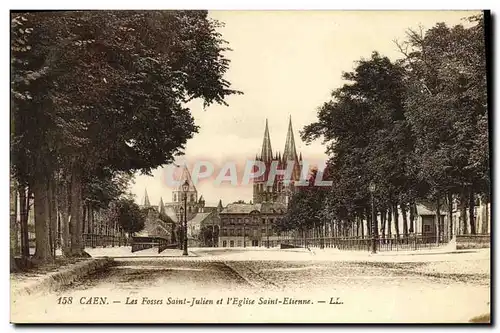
[11,253,490,324]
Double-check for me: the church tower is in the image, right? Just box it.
[280,116,303,205]
[172,164,199,218]
[253,119,284,204]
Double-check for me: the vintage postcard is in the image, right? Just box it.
[10,10,491,324]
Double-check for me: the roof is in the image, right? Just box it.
[187,212,212,225]
[203,206,218,213]
[221,203,260,214]
[416,203,447,216]
[164,206,179,223]
[221,202,286,214]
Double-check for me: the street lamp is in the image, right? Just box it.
[243,218,246,248]
[179,206,184,250]
[368,181,377,254]
[182,180,189,256]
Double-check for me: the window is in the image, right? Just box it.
[222,240,227,247]
[236,229,242,236]
[237,240,242,247]
[222,229,227,236]
[190,194,195,202]
[229,229,234,236]
[252,240,258,247]
[253,229,258,237]
[173,194,177,202]
[238,218,242,224]
[424,225,431,232]
[230,240,234,247]
[262,228,266,235]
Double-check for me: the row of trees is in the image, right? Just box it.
[11,11,238,267]
[279,16,489,240]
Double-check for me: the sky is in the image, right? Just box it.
[129,10,481,207]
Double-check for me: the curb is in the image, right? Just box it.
[11,257,114,297]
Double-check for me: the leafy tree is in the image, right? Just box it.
[109,199,145,235]
[398,15,487,236]
[303,53,411,239]
[11,11,240,262]
[278,169,328,243]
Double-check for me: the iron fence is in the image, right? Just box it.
[276,234,450,252]
[82,233,129,248]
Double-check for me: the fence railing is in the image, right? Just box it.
[131,236,176,253]
[82,233,129,248]
[274,234,450,252]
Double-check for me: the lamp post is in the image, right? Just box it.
[179,206,184,250]
[212,223,215,247]
[369,181,377,254]
[266,218,269,248]
[182,180,189,256]
[243,219,246,248]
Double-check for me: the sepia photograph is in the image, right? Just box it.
[9,9,491,324]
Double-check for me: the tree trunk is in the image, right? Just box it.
[469,188,476,235]
[82,204,87,238]
[366,208,372,237]
[360,215,364,239]
[70,166,87,257]
[380,209,386,240]
[409,201,415,233]
[48,174,57,258]
[387,206,392,239]
[393,203,400,240]
[480,197,488,234]
[401,203,408,238]
[32,175,53,263]
[10,180,19,258]
[88,204,93,234]
[435,195,441,244]
[59,181,71,256]
[19,186,30,258]
[460,190,468,234]
[447,192,453,239]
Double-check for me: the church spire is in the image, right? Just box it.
[143,188,150,207]
[283,116,298,162]
[177,164,197,193]
[260,119,273,162]
[283,116,301,181]
[159,197,165,214]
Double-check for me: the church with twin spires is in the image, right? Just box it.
[252,116,304,206]
[218,117,306,247]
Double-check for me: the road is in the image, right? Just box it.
[11,250,490,323]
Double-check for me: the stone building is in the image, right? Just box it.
[219,117,304,247]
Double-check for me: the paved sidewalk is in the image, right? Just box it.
[11,257,113,297]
